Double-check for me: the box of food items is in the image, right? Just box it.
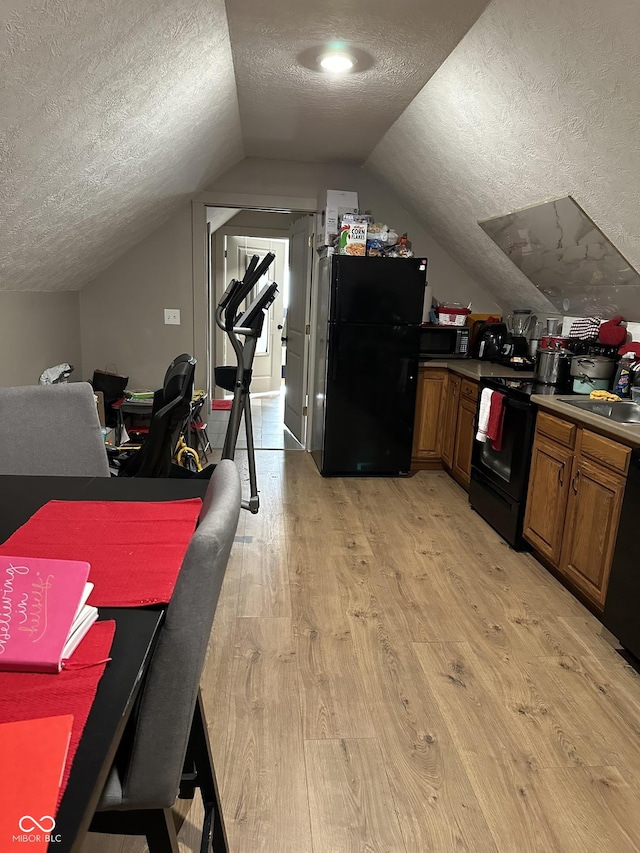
[316,190,415,259]
[338,212,369,255]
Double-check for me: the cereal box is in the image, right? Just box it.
[339,221,368,256]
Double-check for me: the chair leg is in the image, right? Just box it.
[182,691,229,853]
[90,808,179,853]
[145,808,181,853]
[198,425,211,460]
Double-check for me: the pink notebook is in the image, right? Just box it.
[0,556,98,674]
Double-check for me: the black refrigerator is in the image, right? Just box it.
[311,255,426,476]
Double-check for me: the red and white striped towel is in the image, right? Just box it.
[568,317,602,339]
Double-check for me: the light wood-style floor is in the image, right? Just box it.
[85,450,640,853]
[209,390,303,451]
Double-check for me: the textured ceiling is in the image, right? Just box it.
[225,0,490,163]
[0,0,242,292]
[8,0,635,319]
[367,0,640,318]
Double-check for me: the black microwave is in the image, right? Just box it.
[420,325,470,358]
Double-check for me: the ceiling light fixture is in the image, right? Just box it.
[319,52,354,73]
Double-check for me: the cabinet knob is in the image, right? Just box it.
[572,471,580,494]
[558,466,564,487]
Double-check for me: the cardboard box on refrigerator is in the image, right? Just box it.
[316,189,359,248]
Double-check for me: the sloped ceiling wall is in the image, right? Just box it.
[366,0,640,317]
[0,0,242,292]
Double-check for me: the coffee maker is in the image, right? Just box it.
[474,322,508,360]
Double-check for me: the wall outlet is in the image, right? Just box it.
[164,309,181,325]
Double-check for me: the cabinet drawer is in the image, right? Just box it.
[460,379,478,403]
[579,430,631,475]
[535,411,577,449]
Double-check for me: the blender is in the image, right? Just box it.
[505,309,536,357]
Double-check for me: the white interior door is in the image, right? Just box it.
[224,236,286,395]
[284,215,313,444]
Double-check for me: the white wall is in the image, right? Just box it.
[208,158,501,312]
[367,0,640,321]
[78,158,501,392]
[0,291,81,386]
[80,204,195,390]
[224,209,297,230]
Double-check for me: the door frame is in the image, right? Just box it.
[192,195,317,446]
[284,213,315,446]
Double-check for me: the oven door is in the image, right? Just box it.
[471,394,535,502]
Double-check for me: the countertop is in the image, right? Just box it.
[419,359,536,381]
[531,395,640,448]
[421,359,640,447]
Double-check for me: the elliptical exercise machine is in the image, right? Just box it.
[215,252,278,514]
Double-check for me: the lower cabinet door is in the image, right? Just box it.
[412,369,446,460]
[559,456,626,609]
[441,374,461,468]
[452,396,476,489]
[523,436,573,565]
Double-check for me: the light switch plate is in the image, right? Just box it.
[164,309,180,325]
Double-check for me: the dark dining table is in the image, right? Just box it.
[0,474,208,853]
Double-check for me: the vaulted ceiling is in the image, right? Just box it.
[225,0,490,163]
[3,0,639,320]
[367,0,640,318]
[0,0,241,292]
[0,0,489,292]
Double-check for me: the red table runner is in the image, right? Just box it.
[0,620,115,806]
[0,498,202,607]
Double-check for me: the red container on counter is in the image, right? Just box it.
[437,305,471,327]
[540,335,570,350]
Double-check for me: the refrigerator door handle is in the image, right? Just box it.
[330,327,339,381]
[333,269,341,323]
[399,358,409,392]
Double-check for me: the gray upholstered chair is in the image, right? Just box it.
[90,459,241,853]
[0,382,109,476]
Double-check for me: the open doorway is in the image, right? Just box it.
[207,208,314,451]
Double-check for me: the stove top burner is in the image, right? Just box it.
[482,376,574,401]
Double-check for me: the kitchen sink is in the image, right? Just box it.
[563,399,640,423]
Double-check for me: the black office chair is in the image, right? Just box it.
[118,356,197,478]
[153,353,193,413]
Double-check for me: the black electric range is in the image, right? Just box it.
[481,376,575,400]
[469,377,575,550]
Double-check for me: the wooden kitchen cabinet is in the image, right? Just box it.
[441,373,461,468]
[411,368,447,466]
[411,368,478,487]
[559,455,626,609]
[523,413,630,611]
[523,435,573,565]
[451,395,476,488]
